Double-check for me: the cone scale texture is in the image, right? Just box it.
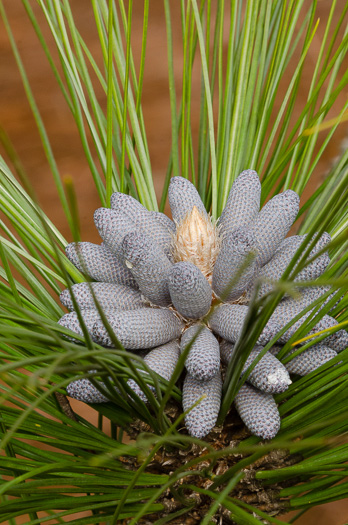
[212,228,256,301]
[94,208,137,260]
[218,169,261,237]
[65,242,138,288]
[209,304,281,346]
[182,371,222,439]
[168,262,212,319]
[151,210,176,232]
[110,192,173,259]
[249,190,300,267]
[128,340,180,401]
[220,341,291,394]
[121,231,172,307]
[168,176,208,224]
[248,233,331,300]
[270,344,337,376]
[66,376,110,404]
[58,309,109,342]
[235,384,281,440]
[93,308,184,349]
[181,324,220,381]
[60,282,146,312]
[271,299,346,350]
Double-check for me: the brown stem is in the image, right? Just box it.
[54,391,78,422]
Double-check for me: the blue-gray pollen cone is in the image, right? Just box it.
[272,286,339,316]
[182,370,222,439]
[60,282,146,312]
[246,233,330,300]
[181,324,220,381]
[110,192,173,260]
[92,308,184,349]
[209,304,281,346]
[218,169,261,237]
[94,208,135,259]
[242,346,291,394]
[270,299,345,349]
[168,176,208,224]
[295,233,331,283]
[234,384,280,440]
[220,341,291,394]
[65,242,138,288]
[168,261,212,319]
[325,330,348,353]
[66,375,110,403]
[298,286,339,312]
[121,230,172,307]
[110,191,145,213]
[212,228,256,302]
[58,309,112,342]
[249,189,300,267]
[128,340,180,402]
[151,211,176,232]
[219,339,236,365]
[270,344,337,376]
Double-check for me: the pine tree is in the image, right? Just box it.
[0,1,347,523]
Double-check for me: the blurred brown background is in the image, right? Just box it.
[1,1,347,523]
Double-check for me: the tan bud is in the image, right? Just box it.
[173,206,221,281]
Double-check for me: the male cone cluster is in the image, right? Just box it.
[60,170,347,440]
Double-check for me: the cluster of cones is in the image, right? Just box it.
[59,170,347,439]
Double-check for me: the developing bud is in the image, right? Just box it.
[173,206,221,281]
